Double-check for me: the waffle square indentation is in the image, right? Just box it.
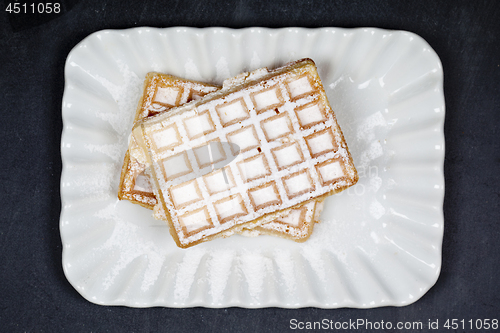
[304,128,338,158]
[202,167,235,195]
[159,151,192,181]
[248,182,282,210]
[250,85,284,114]
[214,194,248,224]
[286,75,314,100]
[133,171,153,194]
[215,97,250,127]
[179,207,213,235]
[275,205,307,227]
[193,139,227,169]
[316,158,346,185]
[237,154,271,183]
[150,123,182,153]
[271,142,304,170]
[260,112,294,142]
[183,110,216,139]
[169,179,203,209]
[154,86,183,107]
[282,170,315,199]
[226,125,260,154]
[294,100,327,129]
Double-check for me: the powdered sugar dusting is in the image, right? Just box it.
[174,248,206,301]
[94,111,131,137]
[88,60,142,163]
[359,141,384,168]
[68,163,115,199]
[215,57,230,83]
[300,246,326,282]
[369,199,386,220]
[239,251,271,299]
[141,253,164,292]
[95,203,165,291]
[184,58,203,81]
[356,111,387,143]
[250,51,261,69]
[84,143,123,162]
[93,60,141,136]
[207,250,235,303]
[273,249,296,293]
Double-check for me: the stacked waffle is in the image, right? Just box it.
[119,59,358,248]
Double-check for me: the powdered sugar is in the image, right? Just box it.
[84,143,123,163]
[301,246,326,282]
[93,60,141,136]
[174,248,206,300]
[67,163,116,199]
[215,57,231,83]
[84,60,142,164]
[184,58,203,81]
[207,250,235,303]
[95,203,166,292]
[273,249,296,293]
[369,199,386,220]
[239,251,271,300]
[250,51,261,70]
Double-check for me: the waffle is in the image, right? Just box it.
[132,59,358,248]
[119,72,324,242]
[118,73,219,209]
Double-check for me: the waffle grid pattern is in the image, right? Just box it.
[137,64,356,246]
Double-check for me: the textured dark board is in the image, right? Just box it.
[0,0,499,332]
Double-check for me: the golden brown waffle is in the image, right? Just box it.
[119,72,324,242]
[132,59,358,248]
[118,73,219,209]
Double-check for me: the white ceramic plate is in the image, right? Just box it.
[60,27,445,308]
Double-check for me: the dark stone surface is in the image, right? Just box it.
[0,0,499,332]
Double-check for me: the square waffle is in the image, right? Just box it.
[132,59,358,248]
[119,72,324,243]
[118,73,219,209]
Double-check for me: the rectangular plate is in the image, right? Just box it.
[60,27,445,308]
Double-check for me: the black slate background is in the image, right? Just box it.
[1,0,499,332]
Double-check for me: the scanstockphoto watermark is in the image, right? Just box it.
[289,318,499,331]
[289,318,424,331]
